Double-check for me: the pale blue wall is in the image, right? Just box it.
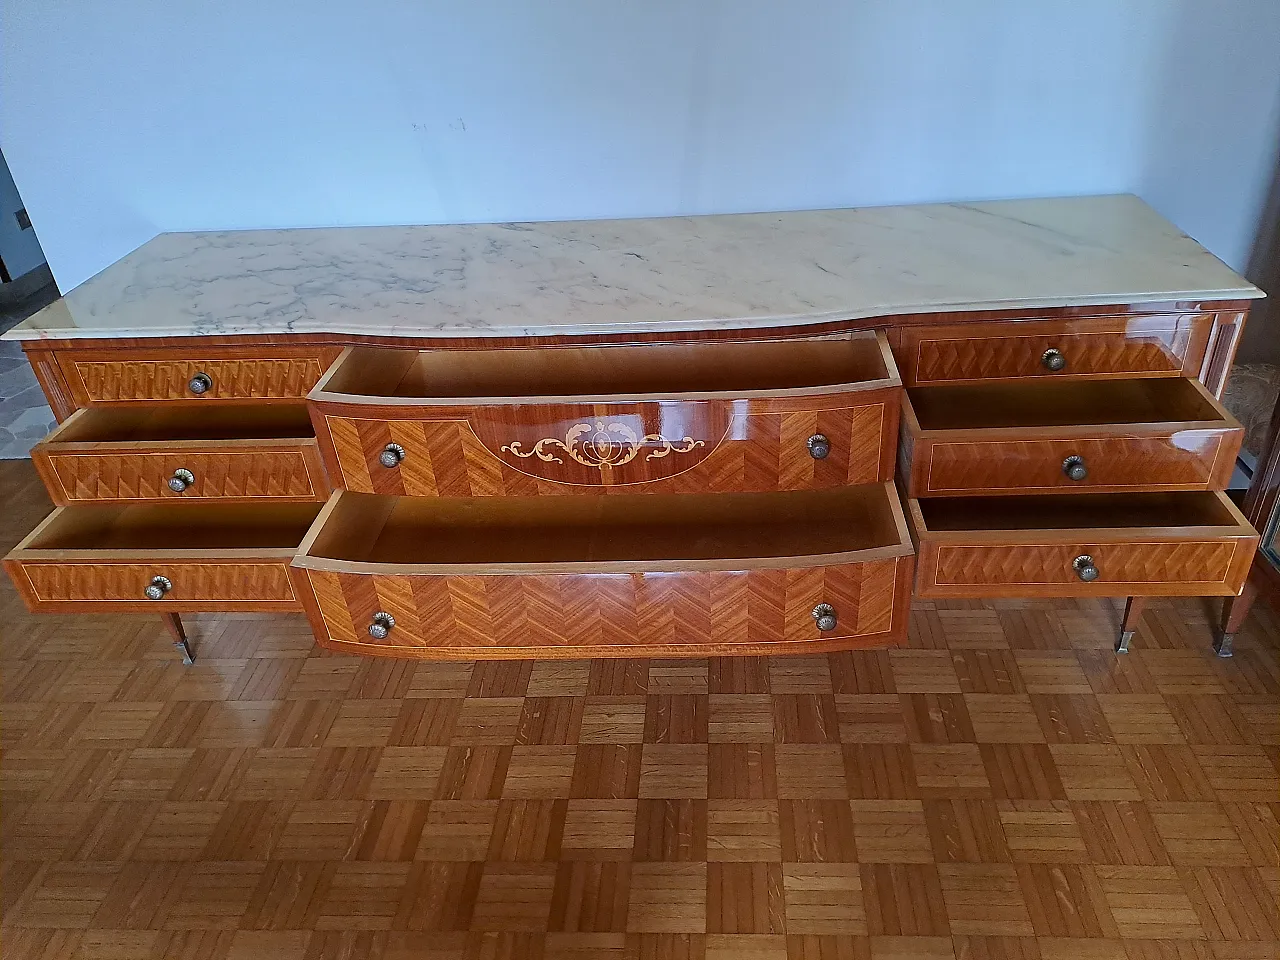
[2,0,1278,291]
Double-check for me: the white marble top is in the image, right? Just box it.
[4,194,1261,342]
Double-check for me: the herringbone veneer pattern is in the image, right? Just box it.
[325,401,890,497]
[2,460,1278,959]
[71,356,335,402]
[301,558,906,657]
[902,320,1199,384]
[41,449,323,503]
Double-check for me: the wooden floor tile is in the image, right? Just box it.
[0,457,1276,957]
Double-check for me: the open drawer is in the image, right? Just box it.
[906,491,1257,598]
[289,482,915,659]
[900,377,1243,497]
[4,502,322,612]
[307,332,901,497]
[31,404,329,504]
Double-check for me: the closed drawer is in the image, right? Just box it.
[31,405,329,504]
[58,345,344,404]
[890,315,1212,385]
[4,502,322,612]
[308,332,900,496]
[906,492,1257,598]
[290,483,915,658]
[900,377,1242,497]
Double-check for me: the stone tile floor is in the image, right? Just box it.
[0,280,59,459]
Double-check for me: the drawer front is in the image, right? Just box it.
[915,539,1254,599]
[906,430,1241,497]
[6,559,300,611]
[34,444,328,504]
[60,348,343,404]
[892,315,1212,385]
[318,396,897,497]
[293,557,912,659]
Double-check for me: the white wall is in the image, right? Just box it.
[2,0,1278,292]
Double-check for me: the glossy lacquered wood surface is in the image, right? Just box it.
[320,397,898,497]
[288,484,914,658]
[906,492,1258,599]
[900,378,1244,497]
[293,557,913,660]
[888,313,1214,385]
[31,405,329,504]
[54,344,344,405]
[3,502,321,613]
[310,333,901,495]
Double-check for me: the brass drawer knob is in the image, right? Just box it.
[1062,456,1088,482]
[379,443,406,468]
[807,434,831,460]
[1041,348,1067,372]
[187,372,213,394]
[368,611,396,639]
[1073,555,1099,582]
[168,468,196,493]
[144,575,172,600]
[811,603,838,631]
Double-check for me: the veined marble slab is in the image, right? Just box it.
[3,194,1262,342]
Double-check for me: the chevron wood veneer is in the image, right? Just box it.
[34,447,327,504]
[3,459,1279,958]
[318,396,896,498]
[8,559,300,610]
[920,539,1255,598]
[891,314,1213,385]
[911,432,1240,496]
[61,346,343,403]
[293,558,912,659]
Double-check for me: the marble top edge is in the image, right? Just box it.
[4,194,1263,342]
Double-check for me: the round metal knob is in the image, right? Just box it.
[1041,348,1067,372]
[168,468,196,493]
[368,611,396,639]
[807,434,831,460]
[187,372,213,395]
[1072,555,1099,582]
[811,603,838,632]
[379,443,406,468]
[144,575,172,600]
[1062,456,1088,482]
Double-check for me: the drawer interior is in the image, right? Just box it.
[21,502,322,551]
[909,378,1225,430]
[47,404,315,444]
[916,492,1240,532]
[305,484,909,566]
[321,334,894,400]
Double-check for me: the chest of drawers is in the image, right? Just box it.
[3,197,1264,661]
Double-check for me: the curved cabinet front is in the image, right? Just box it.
[289,484,915,659]
[307,333,901,496]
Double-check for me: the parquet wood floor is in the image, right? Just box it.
[2,459,1278,959]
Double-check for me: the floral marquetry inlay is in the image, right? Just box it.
[501,420,704,470]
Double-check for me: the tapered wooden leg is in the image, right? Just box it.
[162,613,194,664]
[1217,580,1257,658]
[1116,596,1146,654]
